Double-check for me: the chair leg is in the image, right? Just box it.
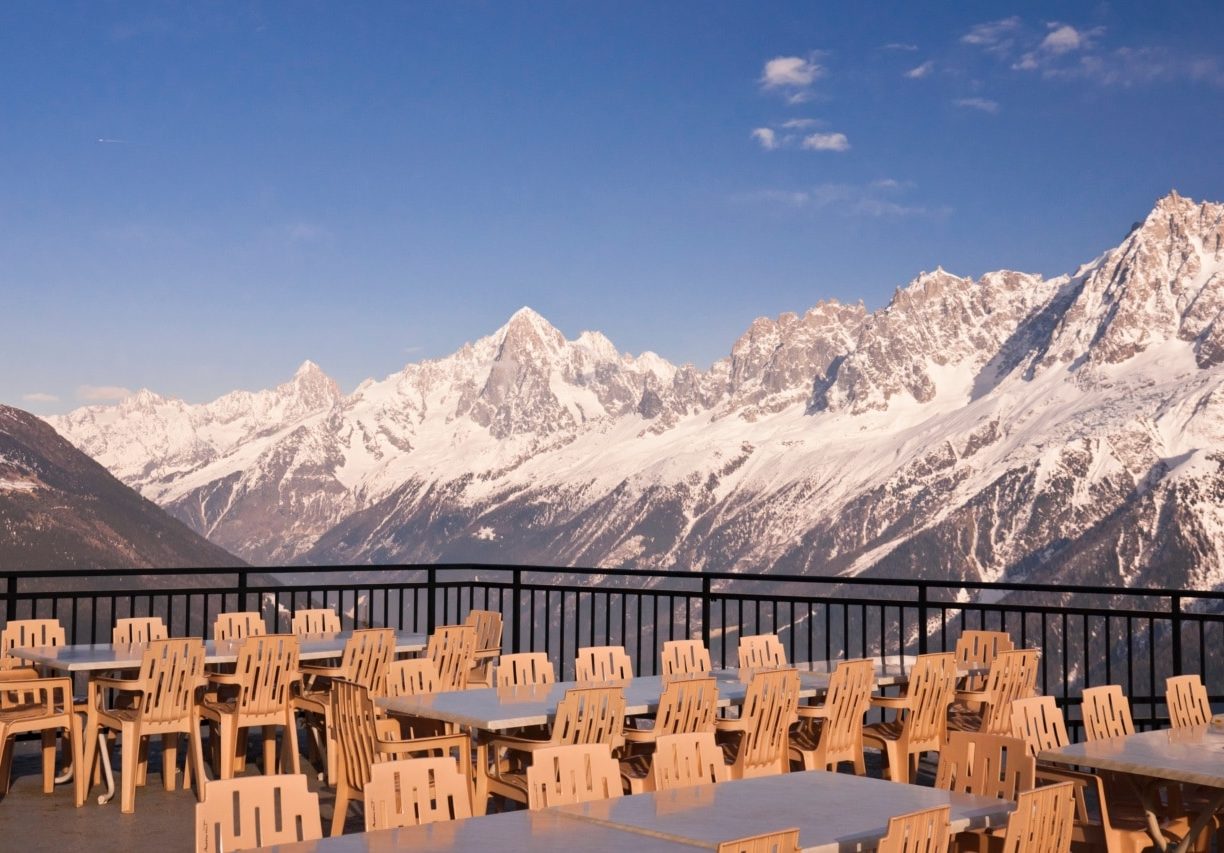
[235,729,249,773]
[162,733,178,791]
[189,721,207,801]
[283,714,301,775]
[219,717,238,780]
[41,729,57,793]
[262,727,277,775]
[120,730,139,814]
[0,730,13,795]
[136,737,149,787]
[331,781,351,837]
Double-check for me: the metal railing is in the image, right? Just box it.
[3,564,1221,728]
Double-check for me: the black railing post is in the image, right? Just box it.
[701,573,712,649]
[1171,593,1183,677]
[4,574,15,623]
[237,569,249,614]
[426,567,437,635]
[917,583,929,655]
[511,568,522,654]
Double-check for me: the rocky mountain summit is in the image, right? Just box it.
[48,193,1224,589]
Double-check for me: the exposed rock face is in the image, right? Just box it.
[0,405,242,569]
[46,194,1224,590]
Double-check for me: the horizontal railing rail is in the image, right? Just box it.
[3,564,1222,730]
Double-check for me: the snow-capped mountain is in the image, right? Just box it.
[48,192,1224,588]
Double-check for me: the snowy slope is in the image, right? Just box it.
[48,193,1224,588]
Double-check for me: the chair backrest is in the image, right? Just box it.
[955,630,1015,691]
[652,732,728,791]
[733,668,800,777]
[1080,685,1134,741]
[653,676,718,736]
[290,608,340,635]
[339,628,396,696]
[426,625,478,692]
[737,634,787,670]
[0,618,65,668]
[495,652,556,687]
[196,774,322,853]
[525,743,622,810]
[213,612,266,642]
[998,781,1076,853]
[550,686,627,751]
[661,640,712,676]
[877,805,952,853]
[574,645,633,682]
[463,609,503,655]
[717,828,801,853]
[231,634,300,716]
[112,617,168,646]
[364,756,472,831]
[1010,696,1070,756]
[935,732,1036,801]
[977,649,1041,735]
[386,658,440,698]
[331,679,383,794]
[819,658,876,760]
[1166,675,1212,728]
[136,638,207,725]
[900,653,958,750]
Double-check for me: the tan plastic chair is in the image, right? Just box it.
[621,677,718,792]
[486,685,627,807]
[737,634,787,670]
[716,668,800,779]
[0,676,79,804]
[294,627,395,784]
[387,658,440,697]
[291,608,340,635]
[495,652,556,687]
[525,742,623,810]
[949,649,1040,736]
[329,679,471,836]
[1011,695,1171,853]
[997,781,1076,853]
[85,637,207,813]
[112,617,168,646]
[426,625,478,692]
[195,773,322,852]
[862,652,957,784]
[717,827,801,853]
[464,609,503,687]
[1166,675,1212,728]
[650,732,728,791]
[1080,685,1134,741]
[364,756,473,830]
[955,630,1015,696]
[574,645,634,682]
[788,657,874,773]
[877,804,952,853]
[0,618,66,670]
[213,611,266,642]
[934,731,1035,801]
[200,634,301,779]
[661,639,712,676]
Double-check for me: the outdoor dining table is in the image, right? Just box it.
[9,630,428,807]
[1039,723,1224,853]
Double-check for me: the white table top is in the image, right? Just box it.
[260,807,703,852]
[10,630,427,672]
[556,770,1014,853]
[1039,724,1224,789]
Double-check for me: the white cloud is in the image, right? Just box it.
[963,17,1022,46]
[954,97,1000,113]
[737,181,946,219]
[1042,24,1085,54]
[760,56,824,88]
[1015,23,1103,71]
[905,60,935,79]
[22,392,58,404]
[881,43,919,51]
[801,132,850,152]
[779,118,822,129]
[751,127,778,150]
[77,385,133,402]
[282,222,332,244]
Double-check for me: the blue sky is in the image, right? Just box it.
[3,2,1223,414]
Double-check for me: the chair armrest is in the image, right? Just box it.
[0,667,40,681]
[299,663,344,677]
[207,673,243,686]
[871,695,911,709]
[714,716,748,734]
[0,676,72,711]
[487,733,554,754]
[955,689,990,704]
[796,704,828,720]
[377,732,472,767]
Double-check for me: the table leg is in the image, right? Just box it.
[474,736,490,817]
[1123,776,1224,853]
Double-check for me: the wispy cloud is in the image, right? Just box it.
[96,137,130,144]
[751,127,778,150]
[954,97,1000,113]
[801,132,850,152]
[22,392,58,404]
[759,55,825,103]
[881,43,919,52]
[735,180,947,219]
[1015,23,1103,71]
[779,118,823,130]
[281,222,332,244]
[77,385,133,402]
[1049,46,1224,87]
[904,60,935,79]
[961,16,1022,54]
